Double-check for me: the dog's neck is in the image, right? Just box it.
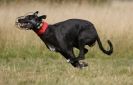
[34,21,48,36]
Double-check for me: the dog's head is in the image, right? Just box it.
[16,11,46,30]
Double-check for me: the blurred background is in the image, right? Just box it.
[0,0,133,85]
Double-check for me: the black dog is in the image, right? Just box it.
[16,11,113,68]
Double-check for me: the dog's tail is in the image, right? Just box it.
[97,36,113,55]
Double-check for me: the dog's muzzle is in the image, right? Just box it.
[15,16,31,30]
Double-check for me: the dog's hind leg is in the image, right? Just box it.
[74,45,88,55]
[59,50,80,68]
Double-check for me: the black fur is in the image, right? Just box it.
[38,19,113,68]
[17,12,113,68]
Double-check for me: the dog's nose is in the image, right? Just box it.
[18,19,23,23]
[18,19,20,22]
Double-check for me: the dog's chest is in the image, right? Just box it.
[47,44,56,51]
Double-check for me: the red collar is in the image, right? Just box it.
[36,22,48,35]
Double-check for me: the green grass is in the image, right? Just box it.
[0,52,133,85]
[0,44,133,85]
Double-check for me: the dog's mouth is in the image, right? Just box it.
[15,11,46,30]
[15,16,32,30]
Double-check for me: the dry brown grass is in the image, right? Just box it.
[0,1,133,85]
[0,1,133,50]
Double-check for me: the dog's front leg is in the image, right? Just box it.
[60,51,80,68]
[59,49,85,68]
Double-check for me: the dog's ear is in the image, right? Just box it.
[34,11,39,16]
[38,15,47,20]
[33,11,39,16]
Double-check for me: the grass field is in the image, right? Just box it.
[0,1,133,85]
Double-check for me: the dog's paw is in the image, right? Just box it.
[79,61,88,68]
[67,59,88,69]
[76,61,88,69]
